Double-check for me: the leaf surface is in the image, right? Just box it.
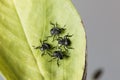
[0,0,86,80]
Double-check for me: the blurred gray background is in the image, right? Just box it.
[0,0,120,80]
[72,0,120,80]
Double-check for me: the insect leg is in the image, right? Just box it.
[40,40,43,45]
[43,39,48,43]
[51,46,56,49]
[48,57,56,62]
[62,25,66,31]
[50,22,55,27]
[65,33,73,38]
[57,44,62,50]
[41,51,45,56]
[52,35,56,41]
[64,46,68,52]
[56,22,59,27]
[46,35,52,40]
[33,46,40,49]
[57,37,63,41]
[66,46,74,49]
[47,51,52,56]
[57,59,60,67]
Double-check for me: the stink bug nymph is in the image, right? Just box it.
[49,50,69,66]
[57,34,73,50]
[47,22,66,41]
[33,40,54,56]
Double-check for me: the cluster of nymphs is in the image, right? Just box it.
[34,22,73,66]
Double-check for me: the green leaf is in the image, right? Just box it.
[0,0,86,80]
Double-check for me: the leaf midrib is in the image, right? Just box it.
[12,0,44,79]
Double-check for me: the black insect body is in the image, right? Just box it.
[49,50,69,66]
[58,37,71,46]
[47,22,65,41]
[53,51,64,59]
[40,43,51,51]
[92,69,103,80]
[34,40,53,56]
[57,34,73,50]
